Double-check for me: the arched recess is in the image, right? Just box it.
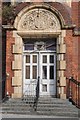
[12,4,66,99]
[14,4,66,31]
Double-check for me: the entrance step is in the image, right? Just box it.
[2,97,79,117]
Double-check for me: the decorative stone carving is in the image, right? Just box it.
[18,8,60,31]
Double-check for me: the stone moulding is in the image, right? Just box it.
[17,31,61,38]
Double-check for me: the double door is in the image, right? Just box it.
[23,52,56,96]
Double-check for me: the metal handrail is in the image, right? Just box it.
[68,77,80,108]
[22,78,40,111]
[33,76,40,111]
[22,80,37,104]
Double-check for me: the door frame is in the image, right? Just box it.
[23,50,56,97]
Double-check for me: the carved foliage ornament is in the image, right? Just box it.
[19,8,60,30]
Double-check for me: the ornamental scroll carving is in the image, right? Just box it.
[19,8,60,30]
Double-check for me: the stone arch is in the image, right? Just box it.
[14,4,66,30]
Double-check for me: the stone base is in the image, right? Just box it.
[12,93,22,98]
[60,94,66,99]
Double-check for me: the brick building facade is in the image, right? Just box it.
[2,1,80,101]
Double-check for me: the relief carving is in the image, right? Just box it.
[20,9,58,30]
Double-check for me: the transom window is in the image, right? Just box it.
[23,38,56,51]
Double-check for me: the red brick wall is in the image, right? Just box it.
[71,2,79,27]
[6,31,15,96]
[65,30,73,78]
[78,2,80,81]
[71,2,80,81]
[78,36,80,81]
[65,30,79,98]
[65,2,80,100]
[78,2,80,27]
[72,36,79,79]
[64,2,80,80]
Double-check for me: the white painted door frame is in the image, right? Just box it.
[23,50,56,97]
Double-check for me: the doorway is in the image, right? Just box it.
[23,38,56,97]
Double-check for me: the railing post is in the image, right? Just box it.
[36,76,40,99]
[76,82,78,106]
[69,77,72,102]
[33,76,40,111]
[78,82,80,108]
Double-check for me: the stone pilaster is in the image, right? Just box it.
[57,30,66,99]
[12,31,23,98]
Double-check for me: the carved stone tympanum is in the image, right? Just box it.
[18,8,60,31]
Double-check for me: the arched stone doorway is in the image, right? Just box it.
[12,4,66,99]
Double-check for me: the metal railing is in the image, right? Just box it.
[67,77,80,108]
[33,76,40,111]
[22,82,37,105]
[22,77,40,111]
[2,80,5,99]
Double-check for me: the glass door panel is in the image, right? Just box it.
[33,55,37,63]
[26,55,30,63]
[26,66,30,79]
[50,55,54,63]
[42,66,47,79]
[43,55,47,63]
[49,66,54,79]
[32,66,37,79]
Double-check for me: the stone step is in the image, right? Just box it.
[5,98,71,104]
[2,110,78,117]
[37,104,77,109]
[2,106,78,115]
[39,97,67,100]
[2,98,79,117]
[37,107,78,112]
[38,101,72,105]
[2,104,30,107]
[2,107,31,111]
[2,110,34,115]
[4,100,34,104]
[2,102,30,105]
[2,107,78,114]
[2,105,77,111]
[2,103,74,108]
[38,100,71,103]
[2,103,77,109]
[37,111,78,117]
[2,100,77,110]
